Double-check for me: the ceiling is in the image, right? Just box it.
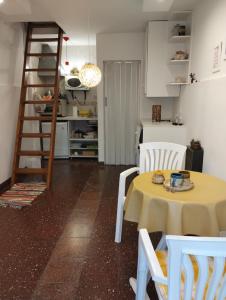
[0,0,198,45]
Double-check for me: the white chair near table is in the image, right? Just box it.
[130,228,226,300]
[114,142,187,243]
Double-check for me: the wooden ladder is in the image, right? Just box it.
[11,22,63,189]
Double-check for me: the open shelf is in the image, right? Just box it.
[169,59,190,64]
[69,138,98,141]
[70,155,98,158]
[168,82,189,86]
[169,35,191,43]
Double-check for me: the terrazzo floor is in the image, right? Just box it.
[0,160,159,299]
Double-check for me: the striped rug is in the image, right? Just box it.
[0,183,47,209]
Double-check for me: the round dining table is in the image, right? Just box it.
[124,170,226,236]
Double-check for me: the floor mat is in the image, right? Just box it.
[0,183,47,209]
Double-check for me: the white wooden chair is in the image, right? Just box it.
[114,142,187,243]
[130,229,226,300]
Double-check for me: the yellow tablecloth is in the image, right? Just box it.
[124,171,226,236]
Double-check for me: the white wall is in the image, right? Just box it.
[179,0,226,179]
[0,21,24,184]
[61,45,96,75]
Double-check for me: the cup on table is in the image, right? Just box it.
[170,173,184,187]
[179,171,190,185]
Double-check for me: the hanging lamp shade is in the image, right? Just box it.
[79,63,102,88]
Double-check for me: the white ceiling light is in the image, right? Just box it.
[0,0,4,4]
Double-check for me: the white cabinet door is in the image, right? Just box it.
[146,21,180,97]
[42,122,69,158]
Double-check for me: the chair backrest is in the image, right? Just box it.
[166,235,226,300]
[139,142,186,173]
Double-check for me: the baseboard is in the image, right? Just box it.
[0,178,11,193]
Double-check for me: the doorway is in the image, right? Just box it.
[104,61,140,165]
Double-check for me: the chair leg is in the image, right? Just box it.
[135,245,150,300]
[115,196,125,243]
[156,234,167,250]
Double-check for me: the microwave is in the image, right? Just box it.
[64,75,89,91]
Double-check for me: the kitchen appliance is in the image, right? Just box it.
[65,75,89,91]
[42,122,69,158]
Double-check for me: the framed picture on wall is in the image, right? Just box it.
[212,42,222,73]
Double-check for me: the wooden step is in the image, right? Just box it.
[21,133,51,138]
[18,151,50,156]
[24,84,55,88]
[22,116,53,121]
[29,38,58,43]
[25,68,57,72]
[24,100,55,105]
[15,168,48,174]
[27,53,57,57]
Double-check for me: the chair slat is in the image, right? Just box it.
[206,257,225,300]
[183,254,194,300]
[195,255,209,300]
[218,274,226,300]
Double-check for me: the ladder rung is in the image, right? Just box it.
[29,38,58,43]
[15,168,48,174]
[21,133,51,138]
[18,151,50,156]
[27,53,57,57]
[22,116,53,121]
[24,100,55,104]
[24,84,55,88]
[25,68,57,72]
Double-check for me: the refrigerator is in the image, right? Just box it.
[42,122,69,158]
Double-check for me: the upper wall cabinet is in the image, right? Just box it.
[145,17,192,98]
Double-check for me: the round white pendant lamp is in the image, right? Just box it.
[79,63,102,88]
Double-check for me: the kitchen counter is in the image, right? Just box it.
[57,116,98,121]
[141,119,185,127]
[141,119,187,145]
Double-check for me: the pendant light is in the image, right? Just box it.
[79,1,102,88]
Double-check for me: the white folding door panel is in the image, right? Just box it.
[104,61,140,165]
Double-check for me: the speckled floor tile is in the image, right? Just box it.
[0,160,159,300]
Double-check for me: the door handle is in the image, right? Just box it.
[104,97,108,106]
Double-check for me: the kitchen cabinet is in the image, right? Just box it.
[145,19,191,97]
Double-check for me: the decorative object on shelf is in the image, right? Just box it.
[152,171,165,184]
[172,114,183,126]
[70,67,79,76]
[189,73,198,84]
[63,36,70,66]
[172,50,189,60]
[212,42,222,73]
[79,63,102,88]
[174,76,187,84]
[172,24,186,36]
[152,105,161,122]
